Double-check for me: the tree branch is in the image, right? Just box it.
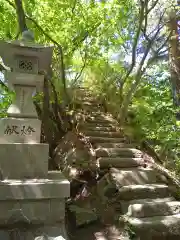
[121,1,146,85]
[71,21,101,53]
[0,80,9,92]
[72,49,87,85]
[119,10,164,124]
[147,0,159,14]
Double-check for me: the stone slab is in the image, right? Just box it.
[109,168,167,187]
[95,148,142,158]
[0,199,65,225]
[127,201,180,218]
[6,71,44,91]
[121,197,175,214]
[0,118,41,143]
[94,143,137,149]
[117,184,171,201]
[127,214,180,237]
[48,171,66,180]
[84,126,118,132]
[0,178,70,199]
[84,131,123,138]
[98,157,144,168]
[0,143,48,179]
[88,136,126,143]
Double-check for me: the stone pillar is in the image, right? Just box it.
[0,33,70,239]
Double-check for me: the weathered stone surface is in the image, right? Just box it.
[7,85,38,118]
[127,214,180,238]
[97,157,144,168]
[0,118,41,143]
[0,178,70,200]
[0,231,10,239]
[0,199,64,225]
[83,119,119,126]
[95,148,142,158]
[83,131,123,138]
[121,197,175,214]
[48,171,66,180]
[0,40,54,74]
[127,201,180,218]
[50,199,65,222]
[0,143,49,179]
[7,72,44,91]
[117,184,171,200]
[70,204,98,227]
[87,136,126,143]
[53,130,96,174]
[84,126,118,132]
[109,168,167,187]
[94,142,137,149]
[85,117,117,124]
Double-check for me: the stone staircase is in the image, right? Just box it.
[75,89,180,239]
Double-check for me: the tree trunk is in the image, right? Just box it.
[14,0,28,33]
[168,11,180,106]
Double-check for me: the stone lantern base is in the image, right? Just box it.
[0,170,69,239]
[0,143,70,239]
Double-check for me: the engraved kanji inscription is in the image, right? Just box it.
[21,125,35,135]
[4,125,19,135]
[4,125,36,135]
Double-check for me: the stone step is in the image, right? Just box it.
[121,197,175,214]
[127,201,180,218]
[0,179,70,200]
[82,103,99,109]
[127,214,180,238]
[84,126,119,132]
[78,97,97,102]
[117,184,171,200]
[94,142,137,148]
[83,106,99,111]
[97,157,144,168]
[86,111,111,116]
[95,148,142,158]
[83,122,119,128]
[96,167,152,198]
[85,115,115,120]
[87,136,126,143]
[82,101,97,105]
[84,131,123,138]
[109,168,167,187]
[85,118,117,125]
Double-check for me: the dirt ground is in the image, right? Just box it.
[68,222,130,240]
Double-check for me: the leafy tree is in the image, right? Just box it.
[0,0,179,170]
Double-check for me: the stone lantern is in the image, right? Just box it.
[0,32,53,143]
[0,31,70,239]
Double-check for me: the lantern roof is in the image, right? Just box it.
[0,38,54,73]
